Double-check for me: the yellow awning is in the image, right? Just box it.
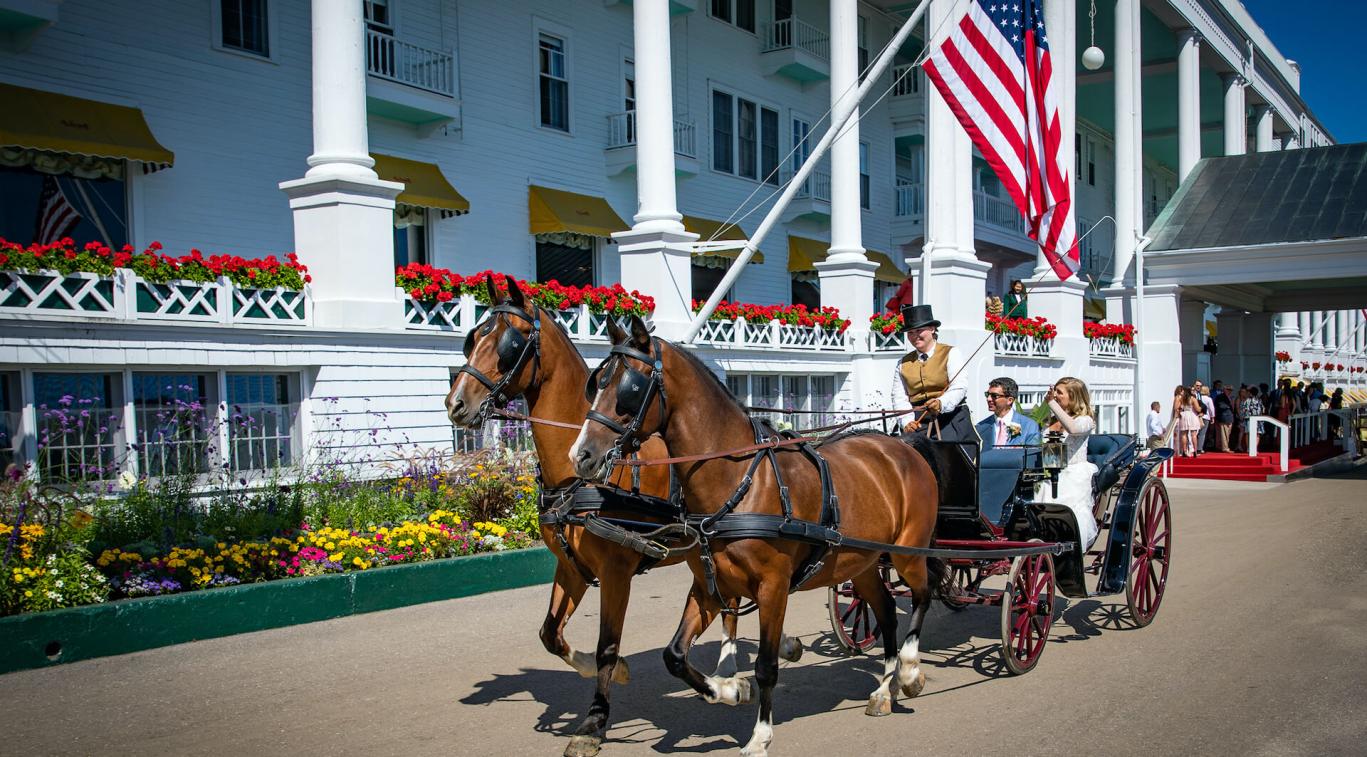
[683,214,763,264]
[1205,321,1217,337]
[0,82,174,167]
[528,185,627,237]
[371,153,469,215]
[787,236,901,283]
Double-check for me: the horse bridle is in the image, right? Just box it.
[457,302,541,423]
[584,337,667,462]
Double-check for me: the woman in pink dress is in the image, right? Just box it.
[1177,385,1201,457]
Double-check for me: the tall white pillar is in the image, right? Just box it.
[279,0,403,329]
[613,0,697,338]
[1176,29,1202,180]
[1253,104,1275,152]
[1337,310,1351,356]
[1222,73,1247,157]
[1298,311,1310,340]
[1110,0,1142,285]
[817,0,877,331]
[1311,311,1326,349]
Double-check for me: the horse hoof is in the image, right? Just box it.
[779,636,804,663]
[735,676,753,704]
[899,667,926,698]
[612,658,630,685]
[864,693,894,717]
[564,735,602,757]
[739,746,768,757]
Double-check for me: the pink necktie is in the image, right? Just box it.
[995,420,1008,445]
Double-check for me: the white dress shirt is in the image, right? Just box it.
[890,342,968,412]
[1146,409,1165,438]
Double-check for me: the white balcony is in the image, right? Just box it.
[365,30,460,131]
[891,181,924,242]
[889,64,926,123]
[760,18,829,82]
[781,168,831,221]
[603,111,699,177]
[1089,338,1136,360]
[994,332,1054,358]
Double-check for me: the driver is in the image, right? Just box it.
[891,304,975,455]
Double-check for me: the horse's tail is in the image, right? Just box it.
[925,555,952,600]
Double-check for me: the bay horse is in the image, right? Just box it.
[445,277,799,757]
[570,315,943,757]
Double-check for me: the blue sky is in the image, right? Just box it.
[1242,1,1367,143]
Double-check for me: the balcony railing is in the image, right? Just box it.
[366,30,455,97]
[891,64,923,96]
[761,18,830,60]
[1089,338,1135,360]
[974,190,1026,234]
[895,182,924,218]
[786,168,831,203]
[994,332,1053,358]
[695,318,849,352]
[605,111,698,158]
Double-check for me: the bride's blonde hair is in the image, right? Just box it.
[1051,377,1093,420]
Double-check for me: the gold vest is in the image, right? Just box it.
[898,344,952,405]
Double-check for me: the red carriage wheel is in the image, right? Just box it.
[939,565,976,611]
[827,563,894,654]
[999,551,1055,675]
[1126,478,1172,627]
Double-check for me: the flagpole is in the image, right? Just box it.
[682,0,933,344]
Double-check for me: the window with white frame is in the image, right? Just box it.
[226,373,299,471]
[623,58,636,142]
[133,372,216,479]
[711,89,779,184]
[33,372,124,482]
[859,142,871,209]
[857,15,870,75]
[1086,135,1096,186]
[538,33,570,131]
[725,373,840,429]
[218,0,271,58]
[363,0,392,34]
[0,372,19,473]
[710,0,756,33]
[393,207,429,268]
[537,237,595,287]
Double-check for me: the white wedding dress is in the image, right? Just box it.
[1038,414,1099,549]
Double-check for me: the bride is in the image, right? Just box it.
[1039,377,1099,549]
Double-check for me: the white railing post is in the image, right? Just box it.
[217,275,233,324]
[1247,416,1258,460]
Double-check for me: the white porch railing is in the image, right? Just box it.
[974,190,1026,234]
[1089,338,1136,359]
[761,18,830,60]
[891,64,922,96]
[366,29,455,97]
[1244,415,1290,473]
[605,111,698,158]
[404,293,615,342]
[1,269,311,326]
[993,332,1053,358]
[869,330,908,352]
[788,169,832,203]
[695,317,850,352]
[894,182,924,218]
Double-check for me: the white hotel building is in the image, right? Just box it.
[0,0,1363,477]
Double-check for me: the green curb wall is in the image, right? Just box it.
[0,545,556,676]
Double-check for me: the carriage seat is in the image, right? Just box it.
[978,446,1040,528]
[1087,434,1137,496]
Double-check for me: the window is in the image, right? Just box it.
[711,90,779,184]
[33,372,124,482]
[363,0,392,33]
[0,168,127,248]
[133,373,215,478]
[857,16,870,75]
[623,59,636,142]
[537,239,594,287]
[220,0,270,57]
[791,278,820,310]
[690,263,733,304]
[1075,135,1081,178]
[0,372,18,472]
[538,33,570,131]
[226,373,298,471]
[1086,136,1096,186]
[859,142,871,209]
[393,207,429,268]
[711,0,756,33]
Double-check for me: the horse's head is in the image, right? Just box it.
[446,275,541,427]
[570,314,668,482]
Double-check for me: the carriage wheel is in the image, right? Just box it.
[999,552,1055,675]
[827,563,893,654]
[1126,479,1172,627]
[939,565,977,611]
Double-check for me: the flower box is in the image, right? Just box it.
[0,269,118,317]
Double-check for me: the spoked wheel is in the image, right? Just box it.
[939,565,977,611]
[1126,479,1172,627]
[827,563,893,654]
[999,552,1055,675]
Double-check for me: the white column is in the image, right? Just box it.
[1337,310,1351,355]
[1222,73,1247,157]
[1298,311,1310,341]
[1253,104,1275,152]
[613,0,697,338]
[817,0,877,331]
[279,0,403,329]
[1311,311,1325,349]
[1110,0,1141,285]
[1176,28,1202,181]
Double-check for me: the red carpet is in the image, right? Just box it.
[1165,441,1343,482]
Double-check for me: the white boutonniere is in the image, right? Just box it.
[1006,421,1022,438]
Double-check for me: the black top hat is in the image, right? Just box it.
[900,304,940,332]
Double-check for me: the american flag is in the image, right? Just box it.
[922,0,1078,279]
[34,175,82,245]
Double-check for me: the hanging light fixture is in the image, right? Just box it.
[1082,0,1105,70]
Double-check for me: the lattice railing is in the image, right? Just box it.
[1088,338,1136,359]
[692,317,850,352]
[994,332,1054,358]
[869,330,907,352]
[134,278,222,322]
[1,270,118,317]
[232,285,309,324]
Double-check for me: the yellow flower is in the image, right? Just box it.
[352,557,364,567]
[330,552,344,562]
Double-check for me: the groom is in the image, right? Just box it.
[977,376,1042,450]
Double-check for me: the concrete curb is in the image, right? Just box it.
[0,545,556,676]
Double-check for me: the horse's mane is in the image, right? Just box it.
[664,340,749,416]
[533,304,588,370]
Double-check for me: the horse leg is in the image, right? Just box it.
[664,584,751,705]
[564,562,634,757]
[853,567,904,717]
[889,555,933,699]
[710,601,802,678]
[739,582,789,757]
[542,559,599,678]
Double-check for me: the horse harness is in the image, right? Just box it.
[457,302,542,424]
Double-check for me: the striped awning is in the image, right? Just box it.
[371,153,469,215]
[0,82,174,168]
[528,185,627,237]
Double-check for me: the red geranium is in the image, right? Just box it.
[395,266,655,316]
[1275,351,1291,363]
[0,237,309,289]
[986,313,1058,341]
[692,299,851,333]
[1083,320,1136,344]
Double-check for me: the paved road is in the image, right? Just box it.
[2,470,1365,757]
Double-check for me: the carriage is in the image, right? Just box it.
[828,433,1173,674]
